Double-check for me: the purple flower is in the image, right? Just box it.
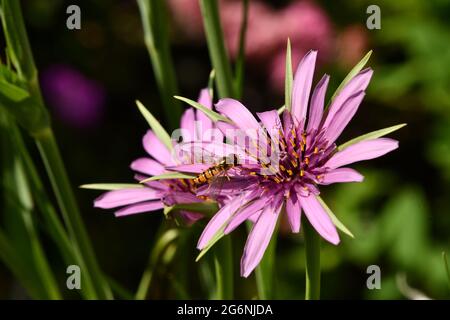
[196,51,399,277]
[94,89,219,224]
[41,64,105,128]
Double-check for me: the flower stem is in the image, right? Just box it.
[214,237,234,299]
[200,0,236,99]
[303,219,321,300]
[35,128,112,299]
[137,0,182,130]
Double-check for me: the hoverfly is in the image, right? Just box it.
[192,153,239,187]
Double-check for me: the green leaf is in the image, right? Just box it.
[233,0,248,99]
[338,123,406,151]
[174,95,232,123]
[285,39,293,111]
[139,172,195,183]
[79,183,144,190]
[317,196,354,238]
[329,50,372,104]
[0,79,29,102]
[136,100,173,150]
[278,105,286,115]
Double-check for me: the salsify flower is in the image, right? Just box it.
[93,89,220,223]
[194,50,400,277]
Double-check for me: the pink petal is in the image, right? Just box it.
[306,74,329,132]
[240,205,281,277]
[178,210,204,225]
[325,138,399,169]
[300,194,340,245]
[215,98,260,131]
[114,201,164,217]
[323,68,373,129]
[291,50,317,126]
[257,110,283,146]
[130,157,165,176]
[323,91,365,144]
[163,192,202,206]
[286,191,301,233]
[143,130,174,166]
[94,188,160,209]
[196,89,213,140]
[320,168,364,185]
[181,108,196,142]
[224,198,267,234]
[197,195,248,249]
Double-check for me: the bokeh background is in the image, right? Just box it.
[1,0,449,299]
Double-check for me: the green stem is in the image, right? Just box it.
[234,0,249,99]
[35,128,112,299]
[303,219,321,300]
[214,237,233,299]
[12,124,98,299]
[1,0,112,299]
[200,0,236,99]
[137,0,182,130]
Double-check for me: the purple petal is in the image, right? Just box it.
[286,191,301,233]
[323,91,365,144]
[215,98,260,131]
[115,201,164,217]
[300,194,340,245]
[240,204,281,277]
[143,130,174,166]
[306,74,329,132]
[163,192,202,205]
[320,168,364,185]
[130,157,165,176]
[196,88,213,139]
[325,138,399,169]
[197,194,249,249]
[291,50,317,126]
[323,68,373,129]
[178,210,204,225]
[94,188,160,209]
[181,108,196,142]
[224,198,267,234]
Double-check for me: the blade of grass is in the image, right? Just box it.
[234,0,248,99]
[200,0,236,98]
[1,0,112,299]
[136,0,182,130]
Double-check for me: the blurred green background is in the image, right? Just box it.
[0,0,449,299]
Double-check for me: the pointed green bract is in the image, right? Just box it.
[79,183,144,191]
[196,227,226,262]
[139,172,195,183]
[329,50,373,105]
[317,196,354,238]
[136,100,173,151]
[0,79,29,101]
[278,105,286,115]
[174,96,232,123]
[285,40,293,112]
[208,69,216,100]
[338,123,406,151]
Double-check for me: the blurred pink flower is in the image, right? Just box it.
[337,25,369,68]
[41,64,105,128]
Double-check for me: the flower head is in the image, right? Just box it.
[194,50,399,277]
[93,89,219,223]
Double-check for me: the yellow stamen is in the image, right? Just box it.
[300,170,304,177]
